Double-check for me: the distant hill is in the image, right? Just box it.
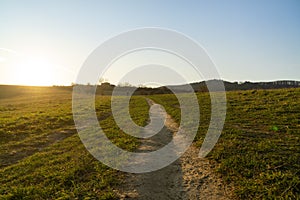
[164,80,300,93]
[94,80,300,95]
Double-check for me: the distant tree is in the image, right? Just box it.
[98,77,109,85]
[138,84,147,88]
[118,82,132,87]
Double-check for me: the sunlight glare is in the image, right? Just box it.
[14,56,57,86]
[0,56,6,63]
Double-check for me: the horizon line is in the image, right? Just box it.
[1,79,299,88]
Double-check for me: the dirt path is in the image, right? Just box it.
[116,100,233,199]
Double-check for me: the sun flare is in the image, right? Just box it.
[13,56,57,86]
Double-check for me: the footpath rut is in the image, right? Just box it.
[116,99,233,200]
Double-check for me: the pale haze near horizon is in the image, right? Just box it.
[0,0,299,86]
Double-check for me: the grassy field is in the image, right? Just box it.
[150,88,300,199]
[0,86,149,199]
[0,86,299,199]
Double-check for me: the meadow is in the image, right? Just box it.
[0,85,299,199]
[150,88,300,199]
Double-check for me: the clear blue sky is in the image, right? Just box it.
[0,0,299,86]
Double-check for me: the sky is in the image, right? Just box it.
[0,0,299,86]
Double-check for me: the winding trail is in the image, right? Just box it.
[116,99,233,199]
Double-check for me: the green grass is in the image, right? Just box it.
[0,86,299,199]
[150,88,300,199]
[0,86,149,199]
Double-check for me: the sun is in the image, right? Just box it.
[13,56,57,86]
[0,48,74,86]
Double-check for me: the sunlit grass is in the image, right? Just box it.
[0,86,299,199]
[0,86,149,199]
[150,88,300,199]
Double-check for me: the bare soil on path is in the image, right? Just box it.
[116,100,233,199]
